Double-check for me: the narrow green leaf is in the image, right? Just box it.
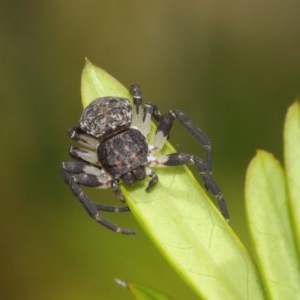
[284,101,300,257]
[115,278,173,300]
[81,60,265,300]
[245,150,300,300]
[81,58,131,107]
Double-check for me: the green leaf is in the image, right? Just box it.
[245,150,300,299]
[81,58,131,107]
[81,59,265,299]
[284,101,300,257]
[115,278,173,300]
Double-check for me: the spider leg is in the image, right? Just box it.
[130,83,143,128]
[140,104,153,137]
[173,110,212,174]
[69,146,98,165]
[61,162,135,234]
[150,107,212,174]
[69,126,99,150]
[130,84,153,137]
[111,180,126,202]
[151,104,163,122]
[145,167,159,191]
[150,153,229,222]
[151,109,175,152]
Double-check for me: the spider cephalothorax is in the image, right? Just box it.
[61,84,229,234]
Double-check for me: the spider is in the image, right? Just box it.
[61,84,229,234]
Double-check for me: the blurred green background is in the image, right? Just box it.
[1,1,299,299]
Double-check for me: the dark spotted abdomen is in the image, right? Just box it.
[97,128,148,179]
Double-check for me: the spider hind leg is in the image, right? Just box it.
[61,162,135,234]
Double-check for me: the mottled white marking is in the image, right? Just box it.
[73,147,98,164]
[152,131,167,151]
[140,110,152,136]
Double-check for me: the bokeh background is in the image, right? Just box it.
[1,1,300,299]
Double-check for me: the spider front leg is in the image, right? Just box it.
[150,154,229,222]
[61,161,135,234]
[151,107,213,175]
[69,126,99,150]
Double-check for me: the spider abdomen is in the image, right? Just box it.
[97,128,148,182]
[79,97,132,140]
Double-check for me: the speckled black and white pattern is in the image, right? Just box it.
[79,97,132,140]
[98,128,148,180]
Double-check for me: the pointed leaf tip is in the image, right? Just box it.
[81,60,131,108]
[116,279,173,300]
